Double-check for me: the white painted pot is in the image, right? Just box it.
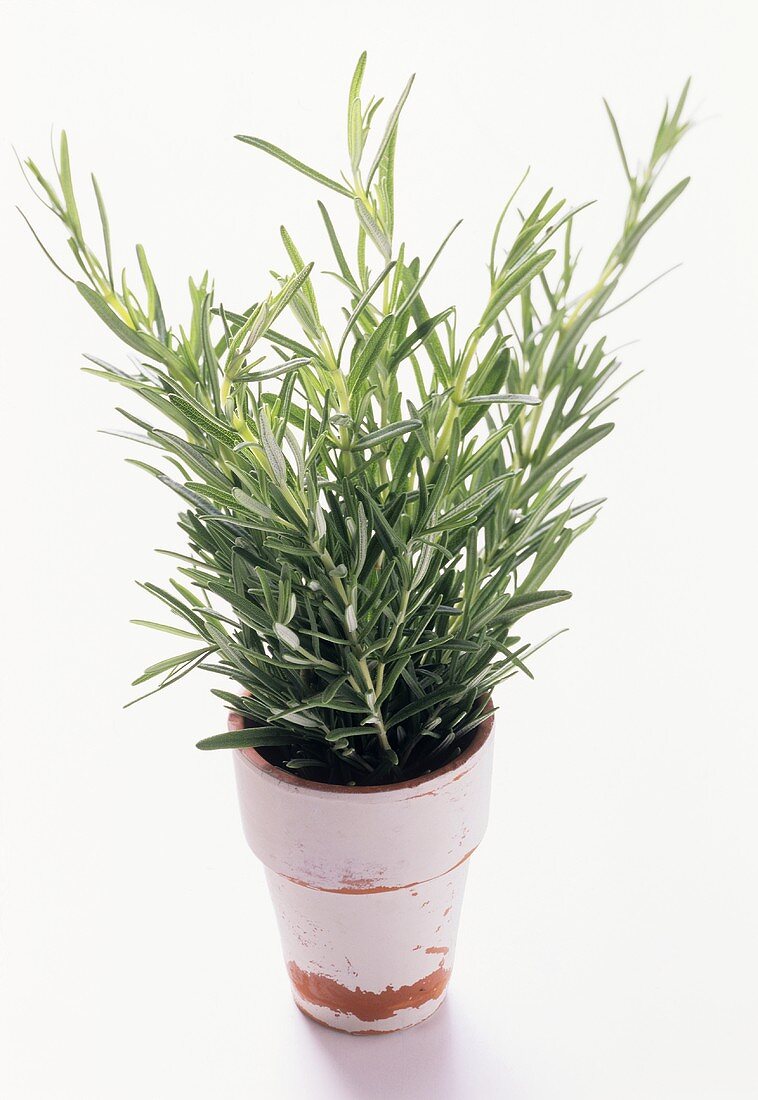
[231,709,495,1034]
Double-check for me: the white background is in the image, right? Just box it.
[1,1,756,1097]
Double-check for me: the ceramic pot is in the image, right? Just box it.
[231,707,495,1034]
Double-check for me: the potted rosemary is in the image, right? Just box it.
[22,56,690,1033]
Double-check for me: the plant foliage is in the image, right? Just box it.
[20,58,691,784]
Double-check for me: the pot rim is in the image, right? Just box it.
[234,702,494,798]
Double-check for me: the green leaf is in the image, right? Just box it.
[397,220,463,320]
[76,282,150,355]
[462,393,540,406]
[349,51,368,108]
[365,73,415,189]
[168,393,239,448]
[522,423,615,499]
[354,200,391,260]
[91,174,114,286]
[235,135,352,196]
[390,308,454,367]
[132,647,211,686]
[17,206,75,283]
[603,99,632,183]
[619,177,690,262]
[318,201,356,285]
[427,474,514,531]
[269,262,316,326]
[259,409,287,484]
[196,727,296,751]
[275,622,300,649]
[136,244,166,338]
[243,356,311,382]
[338,260,396,362]
[280,227,319,324]
[502,589,571,624]
[351,419,422,450]
[348,51,368,171]
[482,250,556,329]
[58,132,83,240]
[130,620,201,640]
[348,314,395,393]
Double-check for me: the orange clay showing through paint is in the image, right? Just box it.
[287,960,450,1022]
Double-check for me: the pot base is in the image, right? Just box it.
[293,988,448,1035]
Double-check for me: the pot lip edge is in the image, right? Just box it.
[233,703,494,798]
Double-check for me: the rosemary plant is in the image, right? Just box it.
[21,57,691,784]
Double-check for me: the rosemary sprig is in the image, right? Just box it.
[20,55,691,784]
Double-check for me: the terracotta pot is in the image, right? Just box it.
[230,708,495,1034]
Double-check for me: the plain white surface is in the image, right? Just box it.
[1,1,757,1097]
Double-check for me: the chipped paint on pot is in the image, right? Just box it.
[231,707,495,1034]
